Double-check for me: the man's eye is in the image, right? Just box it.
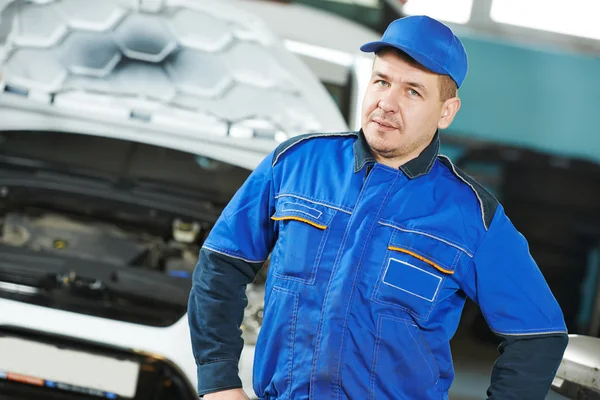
[409,89,421,97]
[376,80,390,87]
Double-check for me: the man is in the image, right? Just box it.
[188,15,568,400]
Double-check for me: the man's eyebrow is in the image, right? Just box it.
[406,81,428,94]
[372,71,429,94]
[373,71,391,81]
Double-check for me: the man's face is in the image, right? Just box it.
[360,50,459,166]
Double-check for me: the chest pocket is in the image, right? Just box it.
[270,196,338,285]
[371,223,466,320]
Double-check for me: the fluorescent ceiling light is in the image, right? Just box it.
[491,0,600,40]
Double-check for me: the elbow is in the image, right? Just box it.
[538,333,569,376]
[556,332,569,358]
[538,333,569,365]
[498,332,569,373]
[561,332,569,348]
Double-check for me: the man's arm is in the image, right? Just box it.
[486,333,567,399]
[188,153,277,397]
[461,205,568,400]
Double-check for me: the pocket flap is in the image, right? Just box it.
[387,246,455,275]
[271,196,337,230]
[382,222,465,275]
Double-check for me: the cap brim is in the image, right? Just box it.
[360,41,449,78]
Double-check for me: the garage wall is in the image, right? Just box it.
[447,34,600,165]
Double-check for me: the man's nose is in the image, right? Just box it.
[378,91,400,113]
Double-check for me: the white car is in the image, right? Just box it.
[551,334,600,399]
[235,0,380,132]
[0,0,346,399]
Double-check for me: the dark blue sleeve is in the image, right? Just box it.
[486,333,568,400]
[461,205,568,399]
[187,152,277,396]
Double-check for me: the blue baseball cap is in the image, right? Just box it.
[360,15,468,88]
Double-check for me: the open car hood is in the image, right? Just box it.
[0,0,347,170]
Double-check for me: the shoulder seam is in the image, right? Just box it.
[272,131,357,167]
[437,154,499,231]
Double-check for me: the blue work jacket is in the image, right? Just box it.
[188,131,568,400]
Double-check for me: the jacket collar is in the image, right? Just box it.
[353,129,440,179]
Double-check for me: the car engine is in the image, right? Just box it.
[0,209,201,275]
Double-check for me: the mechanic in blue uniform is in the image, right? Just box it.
[188,15,568,400]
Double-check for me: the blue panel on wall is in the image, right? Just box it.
[446,35,600,165]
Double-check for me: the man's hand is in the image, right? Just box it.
[203,388,249,400]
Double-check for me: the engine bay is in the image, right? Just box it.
[0,178,218,326]
[0,131,266,331]
[0,208,202,276]
[0,184,266,332]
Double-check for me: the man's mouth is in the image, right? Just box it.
[372,118,397,129]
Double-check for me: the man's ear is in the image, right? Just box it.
[438,97,461,130]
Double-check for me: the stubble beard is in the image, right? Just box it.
[366,126,408,160]
[366,127,431,166]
